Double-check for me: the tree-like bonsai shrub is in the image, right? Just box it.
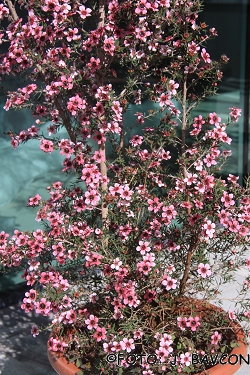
[0,0,249,374]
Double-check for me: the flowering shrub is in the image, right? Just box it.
[0,0,250,374]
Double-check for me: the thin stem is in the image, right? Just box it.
[98,0,105,28]
[179,234,200,297]
[97,0,109,238]
[54,98,76,144]
[178,73,197,298]
[99,142,108,226]
[181,73,191,215]
[181,74,188,159]
[5,0,18,21]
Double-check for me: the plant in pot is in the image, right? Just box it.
[0,0,250,374]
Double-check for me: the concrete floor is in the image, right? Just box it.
[0,303,55,375]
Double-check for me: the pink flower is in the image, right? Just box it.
[109,183,123,196]
[137,253,155,275]
[211,331,222,345]
[85,314,99,330]
[186,316,200,331]
[221,191,235,207]
[92,150,105,163]
[11,137,19,149]
[135,26,151,42]
[244,310,250,318]
[65,309,77,324]
[228,219,240,233]
[28,194,41,206]
[188,213,202,226]
[119,223,133,241]
[40,139,54,153]
[158,336,173,356]
[103,37,115,55]
[103,342,113,353]
[48,338,68,352]
[65,28,80,42]
[136,241,151,255]
[85,252,102,267]
[169,80,179,95]
[130,134,144,147]
[184,173,197,186]
[58,75,73,90]
[229,311,236,320]
[202,220,216,238]
[42,0,60,13]
[133,329,144,339]
[144,289,156,302]
[177,317,188,331]
[67,94,86,116]
[155,347,170,363]
[190,115,205,136]
[229,107,241,122]
[208,112,221,126]
[227,174,239,184]
[120,185,133,201]
[137,259,153,275]
[111,341,123,352]
[78,5,92,19]
[203,153,217,167]
[21,298,35,313]
[201,48,211,63]
[197,263,211,278]
[180,201,192,209]
[0,4,9,18]
[31,325,39,337]
[93,327,106,342]
[111,257,122,270]
[180,352,192,366]
[123,292,140,308]
[246,258,250,269]
[159,92,171,107]
[166,240,180,251]
[93,131,106,144]
[35,298,51,316]
[84,189,100,206]
[147,197,163,213]
[162,276,177,290]
[120,338,135,353]
[25,289,37,301]
[135,0,151,15]
[218,209,230,226]
[188,41,200,55]
[162,205,177,220]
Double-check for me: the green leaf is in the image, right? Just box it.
[75,359,82,368]
[230,342,239,348]
[177,341,182,350]
[183,366,192,373]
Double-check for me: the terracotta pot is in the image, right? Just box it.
[48,301,248,375]
[48,349,79,375]
[193,320,247,375]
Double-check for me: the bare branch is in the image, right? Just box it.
[5,0,18,21]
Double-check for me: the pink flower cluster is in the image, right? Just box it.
[177,316,201,332]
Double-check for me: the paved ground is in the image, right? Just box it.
[0,303,56,375]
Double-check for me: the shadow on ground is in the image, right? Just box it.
[0,302,56,375]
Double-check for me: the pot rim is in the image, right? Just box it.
[47,300,248,375]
